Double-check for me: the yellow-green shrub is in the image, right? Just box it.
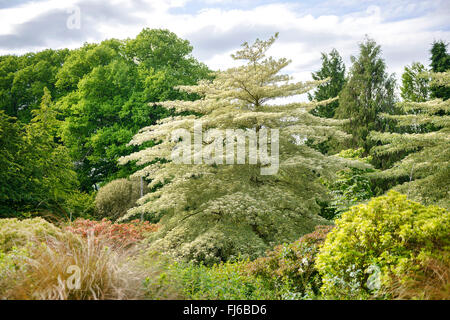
[315,191,450,299]
[95,178,146,220]
[247,225,333,298]
[0,218,65,252]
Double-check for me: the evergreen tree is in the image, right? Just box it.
[429,40,450,100]
[0,49,70,122]
[0,111,26,216]
[308,48,346,118]
[23,88,78,213]
[369,71,450,209]
[400,62,429,102]
[335,37,397,152]
[119,34,367,264]
[0,88,78,216]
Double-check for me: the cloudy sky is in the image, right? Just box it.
[0,0,449,84]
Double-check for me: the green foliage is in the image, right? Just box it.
[94,178,146,220]
[429,40,450,100]
[0,111,25,215]
[320,148,374,219]
[120,34,361,264]
[369,71,450,209]
[400,62,429,102]
[64,191,96,219]
[55,41,120,92]
[24,88,78,207]
[0,89,78,216]
[335,37,397,152]
[308,48,346,118]
[0,49,70,122]
[247,225,333,299]
[0,217,65,253]
[125,29,210,94]
[167,259,284,300]
[316,191,450,299]
[56,30,211,191]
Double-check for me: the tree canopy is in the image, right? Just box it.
[335,37,397,152]
[55,29,211,191]
[370,71,450,209]
[119,34,366,264]
[429,40,450,100]
[308,48,346,118]
[0,88,77,217]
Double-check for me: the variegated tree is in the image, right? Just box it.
[119,34,366,264]
[370,71,450,209]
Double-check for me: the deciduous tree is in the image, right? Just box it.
[119,34,366,264]
[308,48,346,118]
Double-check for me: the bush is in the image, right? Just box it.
[247,225,333,299]
[167,259,285,300]
[65,218,159,249]
[315,191,450,299]
[0,217,169,300]
[0,235,147,300]
[320,148,374,220]
[0,217,65,252]
[64,191,96,219]
[95,178,146,220]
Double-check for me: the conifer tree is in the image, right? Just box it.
[335,37,396,152]
[119,34,367,264]
[429,40,450,100]
[308,48,346,118]
[1,88,78,216]
[369,71,450,209]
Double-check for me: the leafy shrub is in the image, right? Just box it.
[247,225,333,298]
[0,217,66,252]
[94,178,146,220]
[167,259,285,300]
[0,217,171,300]
[136,251,187,300]
[65,218,159,249]
[316,191,450,299]
[64,191,96,219]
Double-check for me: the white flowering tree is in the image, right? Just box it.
[370,71,450,209]
[119,34,366,264]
